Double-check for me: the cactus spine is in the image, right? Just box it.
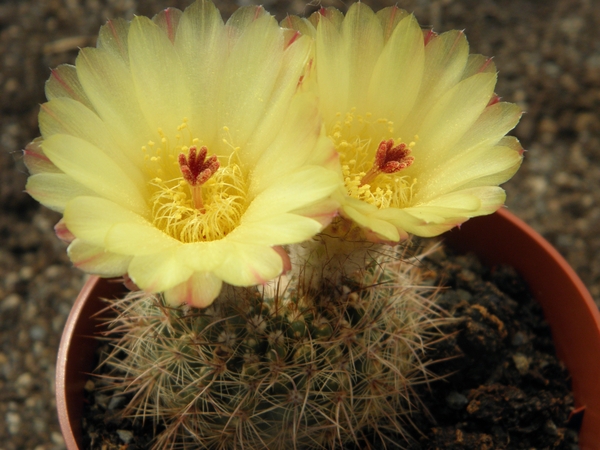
[100,241,443,449]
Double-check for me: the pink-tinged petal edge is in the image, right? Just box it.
[54,219,75,243]
[122,273,140,291]
[273,246,292,274]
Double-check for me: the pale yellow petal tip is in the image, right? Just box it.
[164,272,223,308]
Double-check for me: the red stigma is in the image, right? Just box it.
[178,146,220,187]
[374,140,414,174]
[361,140,415,186]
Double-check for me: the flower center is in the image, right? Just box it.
[142,119,248,243]
[360,139,414,186]
[328,109,418,209]
[178,145,220,213]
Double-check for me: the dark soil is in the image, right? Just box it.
[81,246,579,449]
[407,248,579,450]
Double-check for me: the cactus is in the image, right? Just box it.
[99,241,443,449]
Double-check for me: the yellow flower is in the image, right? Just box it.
[25,1,339,307]
[285,4,523,241]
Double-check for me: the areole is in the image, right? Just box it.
[56,208,600,449]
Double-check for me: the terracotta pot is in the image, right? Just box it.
[56,208,600,449]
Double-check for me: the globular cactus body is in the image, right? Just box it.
[102,244,441,449]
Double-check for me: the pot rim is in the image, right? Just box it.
[56,208,600,449]
[56,276,126,450]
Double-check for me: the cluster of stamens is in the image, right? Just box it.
[178,146,220,213]
[360,139,414,187]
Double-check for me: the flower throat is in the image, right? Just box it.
[143,119,248,243]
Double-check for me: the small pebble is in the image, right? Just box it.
[30,325,47,341]
[446,391,469,410]
[15,372,33,390]
[44,265,63,279]
[108,395,127,411]
[51,431,65,445]
[456,289,472,302]
[1,293,21,311]
[19,266,34,280]
[117,429,134,444]
[543,419,558,436]
[84,379,96,392]
[511,331,528,346]
[94,393,109,409]
[512,353,530,375]
[6,411,21,434]
[4,272,19,290]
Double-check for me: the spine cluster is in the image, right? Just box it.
[101,243,442,449]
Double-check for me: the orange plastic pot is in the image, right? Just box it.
[56,208,600,449]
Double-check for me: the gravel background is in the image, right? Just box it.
[1,0,599,448]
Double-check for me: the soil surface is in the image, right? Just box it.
[408,249,579,450]
[2,0,599,448]
[81,247,579,449]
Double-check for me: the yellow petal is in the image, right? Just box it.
[225,5,270,42]
[42,134,148,216]
[97,18,131,63]
[375,6,410,42]
[250,93,328,186]
[415,140,522,201]
[409,187,506,220]
[45,64,94,111]
[314,8,348,120]
[104,222,180,256]
[175,0,226,145]
[164,271,223,308]
[176,242,225,272]
[26,173,95,213]
[413,72,497,168]
[461,53,497,80]
[64,196,150,247]
[309,7,344,30]
[444,101,522,159]
[341,3,384,111]
[67,239,131,276]
[152,7,183,43]
[213,242,283,286]
[280,15,315,38]
[341,200,401,242]
[245,166,339,220]
[242,34,312,167]
[128,16,191,139]
[219,14,284,148]
[128,248,193,293]
[288,198,340,228]
[228,214,322,246]
[401,30,469,136]
[39,98,145,186]
[457,137,524,189]
[23,138,60,175]
[457,186,507,215]
[368,14,424,128]
[76,47,153,166]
